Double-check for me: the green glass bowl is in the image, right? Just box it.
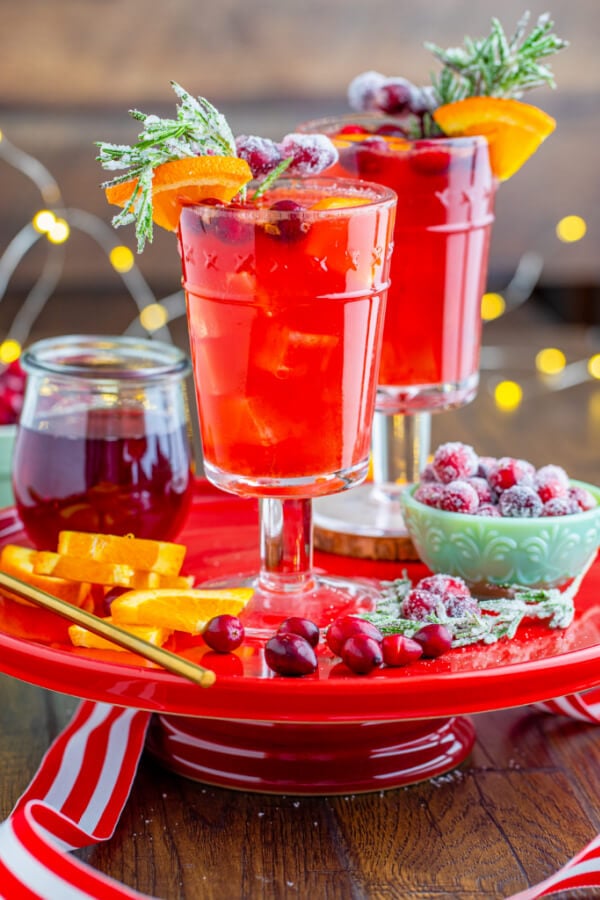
[400,479,600,590]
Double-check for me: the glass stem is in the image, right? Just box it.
[371,410,431,502]
[258,498,315,594]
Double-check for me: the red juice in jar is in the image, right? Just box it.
[178,178,396,497]
[13,409,193,549]
[302,120,496,412]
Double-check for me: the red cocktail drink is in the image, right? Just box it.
[179,178,396,496]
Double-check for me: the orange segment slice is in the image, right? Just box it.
[32,551,194,591]
[110,587,253,634]
[57,531,186,576]
[0,544,91,608]
[432,97,556,181]
[311,196,372,210]
[68,619,172,651]
[105,156,253,231]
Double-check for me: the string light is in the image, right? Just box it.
[535,347,567,375]
[494,380,523,411]
[481,292,506,321]
[139,303,169,332]
[588,355,600,380]
[0,339,21,364]
[556,215,587,243]
[109,246,135,273]
[32,210,57,234]
[46,218,70,244]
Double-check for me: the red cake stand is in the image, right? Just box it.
[1,482,599,795]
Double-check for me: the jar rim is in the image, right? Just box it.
[20,335,191,382]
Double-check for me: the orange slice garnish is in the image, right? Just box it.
[68,619,172,651]
[311,196,372,210]
[432,97,556,181]
[0,544,92,608]
[57,531,186,576]
[32,551,193,591]
[105,156,253,231]
[110,587,253,634]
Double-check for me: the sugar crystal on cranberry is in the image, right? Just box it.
[279,133,338,176]
[347,70,386,111]
[235,135,282,177]
[498,484,543,518]
[438,479,479,514]
[432,442,478,483]
[400,588,441,621]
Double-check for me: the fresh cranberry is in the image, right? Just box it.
[235,134,282,177]
[374,77,415,114]
[338,124,370,135]
[340,634,383,674]
[569,485,597,512]
[279,133,338,176]
[277,616,320,648]
[412,623,453,658]
[203,615,245,653]
[409,145,451,175]
[325,616,383,656]
[375,123,408,137]
[432,442,479,484]
[488,457,533,493]
[265,633,317,676]
[266,199,306,241]
[498,485,543,518]
[101,586,128,616]
[359,135,389,153]
[541,497,574,517]
[381,634,424,666]
[413,482,445,508]
[400,588,440,621]
[438,479,480,514]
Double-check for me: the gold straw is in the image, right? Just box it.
[0,571,216,688]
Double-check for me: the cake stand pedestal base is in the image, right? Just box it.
[146,714,475,795]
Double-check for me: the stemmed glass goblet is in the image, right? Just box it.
[178,176,396,629]
[298,115,497,556]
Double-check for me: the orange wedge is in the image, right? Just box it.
[105,156,253,231]
[433,97,556,181]
[0,544,92,608]
[110,587,253,634]
[32,551,193,591]
[57,531,186,576]
[68,619,172,651]
[311,196,372,210]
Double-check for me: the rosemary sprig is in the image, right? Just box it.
[426,11,568,106]
[96,82,237,251]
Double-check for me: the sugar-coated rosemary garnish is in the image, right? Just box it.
[96,82,237,250]
[364,557,591,649]
[427,11,568,106]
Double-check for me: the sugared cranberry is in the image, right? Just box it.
[412,623,453,658]
[277,616,320,648]
[265,633,317,676]
[420,462,437,482]
[413,482,445,508]
[381,634,423,666]
[401,588,440,621]
[347,70,386,111]
[477,456,497,479]
[203,615,245,653]
[279,133,338,176]
[235,135,282,177]
[409,85,437,116]
[417,574,470,598]
[467,476,494,505]
[476,503,502,517]
[569,485,597,512]
[340,634,383,674]
[438,479,480,514]
[535,464,569,503]
[541,497,574,517]
[326,616,383,656]
[374,78,415,115]
[488,457,533,493]
[498,485,543,518]
[432,442,478,484]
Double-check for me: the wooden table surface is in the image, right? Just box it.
[1,304,599,899]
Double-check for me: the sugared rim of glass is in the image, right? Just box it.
[297,113,487,149]
[21,335,191,382]
[180,176,397,219]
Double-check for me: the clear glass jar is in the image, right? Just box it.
[13,335,194,549]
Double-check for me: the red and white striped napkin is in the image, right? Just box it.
[0,691,599,900]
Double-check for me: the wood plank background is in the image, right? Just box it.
[0,0,598,320]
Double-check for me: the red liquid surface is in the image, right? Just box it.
[13,410,193,549]
[179,183,394,493]
[330,132,496,399]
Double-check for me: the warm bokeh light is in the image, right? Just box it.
[140,303,168,332]
[535,347,566,375]
[46,218,70,244]
[588,354,600,380]
[0,129,3,143]
[0,340,22,364]
[556,215,587,243]
[494,380,523,411]
[32,209,57,234]
[481,292,506,321]
[109,245,135,273]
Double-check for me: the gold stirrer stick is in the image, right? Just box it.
[0,571,216,688]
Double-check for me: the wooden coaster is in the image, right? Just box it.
[314,524,420,562]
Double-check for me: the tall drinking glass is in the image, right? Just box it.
[298,115,497,553]
[178,177,396,626]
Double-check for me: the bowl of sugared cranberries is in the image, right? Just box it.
[0,360,25,507]
[400,442,600,590]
